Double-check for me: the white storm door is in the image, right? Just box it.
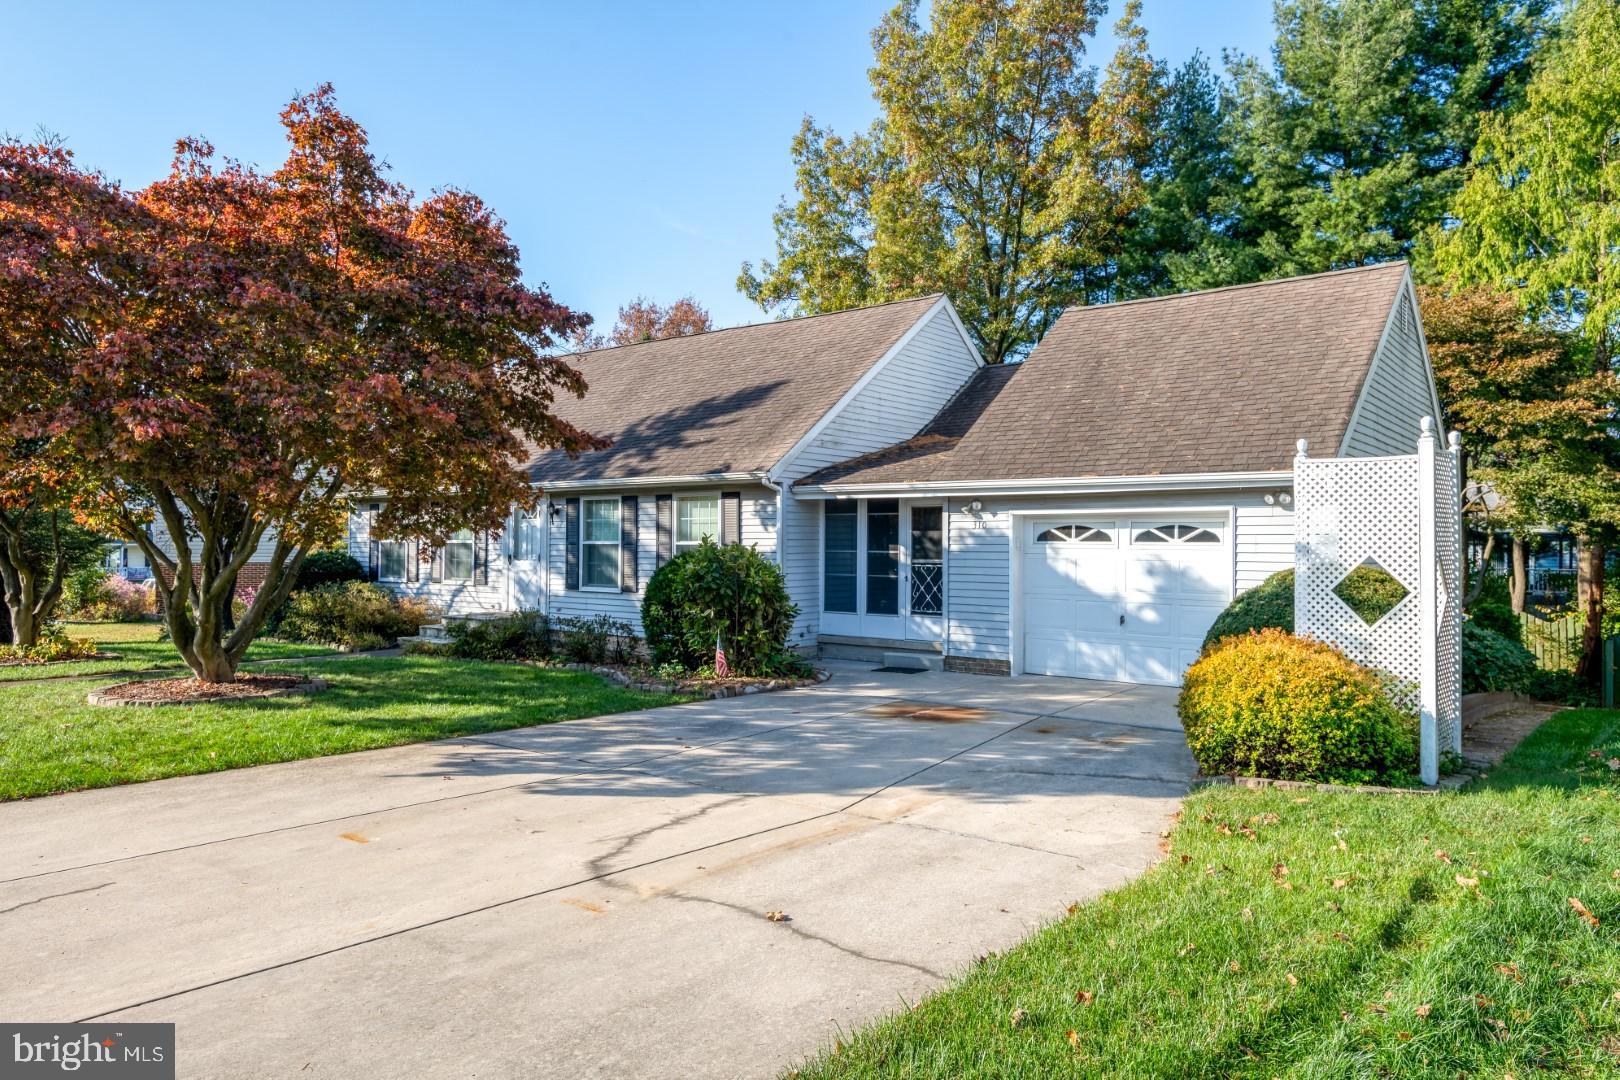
[509,505,547,610]
[1020,520,1123,680]
[904,502,945,641]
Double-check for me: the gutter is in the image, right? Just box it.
[792,470,1294,499]
[535,471,766,493]
[759,473,785,566]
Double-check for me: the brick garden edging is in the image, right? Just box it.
[546,661,832,699]
[87,676,330,708]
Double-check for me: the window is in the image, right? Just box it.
[1036,524,1112,544]
[1133,523,1220,544]
[512,508,543,561]
[824,502,857,613]
[676,495,719,553]
[378,540,408,581]
[443,529,475,582]
[865,499,900,616]
[581,498,621,589]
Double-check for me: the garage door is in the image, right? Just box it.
[1020,517,1231,686]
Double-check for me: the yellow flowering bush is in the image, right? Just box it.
[1178,629,1416,784]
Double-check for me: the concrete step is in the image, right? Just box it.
[817,638,942,669]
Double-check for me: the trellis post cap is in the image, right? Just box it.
[1447,430,1462,450]
[1419,415,1434,435]
[1295,439,1309,457]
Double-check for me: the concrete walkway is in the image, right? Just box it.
[0,661,1193,1079]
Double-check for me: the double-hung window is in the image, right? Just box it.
[378,540,408,582]
[581,498,621,589]
[443,529,475,582]
[675,495,719,554]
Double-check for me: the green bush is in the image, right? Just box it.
[275,582,435,650]
[294,549,366,592]
[1178,628,1416,785]
[641,541,798,675]
[1461,620,1538,695]
[1202,569,1294,651]
[446,610,555,661]
[560,615,636,666]
[1467,571,1520,642]
[0,625,101,664]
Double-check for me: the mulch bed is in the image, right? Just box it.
[0,653,121,668]
[87,673,329,708]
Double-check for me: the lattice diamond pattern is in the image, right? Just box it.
[911,562,944,616]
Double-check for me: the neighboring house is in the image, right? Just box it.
[353,261,1441,687]
[104,520,278,596]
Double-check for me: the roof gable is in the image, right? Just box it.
[524,294,944,484]
[797,262,1412,488]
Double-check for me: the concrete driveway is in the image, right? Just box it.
[0,661,1193,1079]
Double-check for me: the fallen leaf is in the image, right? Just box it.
[1456,875,1479,888]
[1415,1003,1432,1019]
[1333,878,1349,889]
[1475,995,1494,1008]
[764,910,790,923]
[1569,897,1600,928]
[1368,1003,1388,1015]
[1397,1031,1412,1042]
[1066,902,1080,915]
[1607,758,1620,771]
[1286,973,1299,987]
[1273,863,1290,878]
[1434,850,1452,864]
[1011,1008,1029,1028]
[1293,796,1311,803]
[1066,1030,1082,1050]
[1074,990,1094,1005]
[1495,963,1522,981]
[1215,823,1233,835]
[1229,960,1241,973]
[1178,942,1197,957]
[1582,836,1594,844]
[1241,906,1254,921]
[1180,854,1191,865]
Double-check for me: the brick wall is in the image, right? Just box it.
[154,563,273,611]
[943,655,1011,677]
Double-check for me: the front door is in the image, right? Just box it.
[905,503,945,640]
[509,505,547,609]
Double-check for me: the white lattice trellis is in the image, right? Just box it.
[1294,418,1463,785]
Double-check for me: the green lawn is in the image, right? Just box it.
[0,654,688,800]
[0,621,339,682]
[796,708,1620,1078]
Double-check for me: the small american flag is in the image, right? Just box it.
[714,633,730,678]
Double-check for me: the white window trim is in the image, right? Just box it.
[442,530,476,584]
[580,497,622,592]
[674,491,722,554]
[377,539,409,583]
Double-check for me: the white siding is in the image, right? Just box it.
[1341,289,1440,456]
[150,518,280,564]
[348,503,510,616]
[777,303,981,644]
[942,489,1295,665]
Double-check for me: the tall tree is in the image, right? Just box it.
[609,296,713,345]
[1207,0,1552,283]
[3,88,602,682]
[740,0,1162,362]
[1435,0,1620,682]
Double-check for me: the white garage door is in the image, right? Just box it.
[1020,517,1232,686]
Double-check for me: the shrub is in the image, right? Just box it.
[1201,569,1293,651]
[275,582,435,650]
[641,540,798,675]
[61,566,112,616]
[559,615,635,665]
[293,549,366,591]
[1467,571,1520,642]
[60,569,156,622]
[1178,629,1416,784]
[0,625,100,664]
[1461,620,1538,695]
[446,610,554,661]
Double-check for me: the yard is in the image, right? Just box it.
[0,652,689,800]
[795,707,1620,1078]
[0,621,340,683]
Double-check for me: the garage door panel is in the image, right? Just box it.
[1026,633,1119,681]
[1122,642,1179,685]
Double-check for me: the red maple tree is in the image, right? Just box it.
[2,87,603,680]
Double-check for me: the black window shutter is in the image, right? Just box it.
[367,504,380,582]
[407,539,420,583]
[656,494,672,568]
[475,531,490,586]
[620,495,639,593]
[564,498,580,590]
[721,491,742,545]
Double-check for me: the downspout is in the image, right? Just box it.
[760,473,785,566]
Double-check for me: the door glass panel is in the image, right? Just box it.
[865,499,900,615]
[910,505,943,616]
[824,503,857,612]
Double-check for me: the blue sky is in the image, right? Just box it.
[3,1,1275,331]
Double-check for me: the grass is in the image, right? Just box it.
[794,708,1620,1078]
[0,654,689,800]
[0,620,339,682]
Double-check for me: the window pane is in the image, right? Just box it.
[583,542,618,588]
[677,497,718,546]
[513,511,542,561]
[380,542,407,581]
[444,542,474,581]
[583,500,620,542]
[824,503,857,613]
[866,501,899,616]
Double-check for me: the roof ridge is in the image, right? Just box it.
[561,292,945,360]
[1056,261,1409,318]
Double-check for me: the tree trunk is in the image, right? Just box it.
[1573,541,1606,687]
[1509,538,1528,615]
[6,598,36,649]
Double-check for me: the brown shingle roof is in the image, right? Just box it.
[796,263,1409,488]
[525,294,943,484]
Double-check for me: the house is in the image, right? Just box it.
[104,521,278,596]
[352,261,1441,687]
